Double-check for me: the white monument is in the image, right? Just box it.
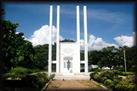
[48,5,89,80]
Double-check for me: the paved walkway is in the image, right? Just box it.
[46,80,107,91]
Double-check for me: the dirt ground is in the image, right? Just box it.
[46,80,107,91]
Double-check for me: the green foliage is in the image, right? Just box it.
[4,66,48,90]
[90,70,135,91]
[120,72,134,76]
[93,73,100,82]
[1,20,35,71]
[1,20,19,71]
[60,39,75,42]
[22,72,48,89]
[33,44,49,70]
[4,67,33,79]
[33,44,57,70]
[89,46,135,72]
[101,77,108,83]
[88,50,102,65]
[98,46,119,69]
[90,70,120,84]
[114,66,125,71]
[115,80,136,91]
[104,79,114,88]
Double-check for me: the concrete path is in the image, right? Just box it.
[46,80,107,91]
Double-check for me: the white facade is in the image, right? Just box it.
[60,42,80,75]
[48,5,89,77]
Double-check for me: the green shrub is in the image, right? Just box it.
[96,71,107,82]
[4,67,49,90]
[126,75,136,82]
[101,77,107,83]
[114,66,125,71]
[112,70,121,75]
[4,67,33,79]
[115,80,136,91]
[104,79,114,88]
[90,70,119,82]
[120,72,134,76]
[90,70,136,91]
[22,72,48,89]
[90,68,101,72]
[106,71,117,80]
[93,73,100,82]
[113,78,121,86]
[33,72,48,89]
[97,70,119,80]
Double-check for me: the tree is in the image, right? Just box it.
[1,20,19,71]
[33,44,49,70]
[16,40,35,68]
[122,46,136,71]
[1,20,35,71]
[60,39,75,42]
[97,46,119,69]
[33,43,57,70]
[88,50,103,65]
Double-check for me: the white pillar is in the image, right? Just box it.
[56,5,60,73]
[83,6,88,73]
[76,6,81,73]
[76,6,80,43]
[48,5,53,76]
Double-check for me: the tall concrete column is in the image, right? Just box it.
[56,5,60,73]
[76,6,80,72]
[76,6,81,73]
[76,6,80,43]
[83,6,88,73]
[48,5,53,76]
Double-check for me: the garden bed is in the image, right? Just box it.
[90,69,136,91]
[2,67,50,91]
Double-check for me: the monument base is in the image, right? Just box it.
[54,73,90,80]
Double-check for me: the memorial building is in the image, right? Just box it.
[48,5,89,79]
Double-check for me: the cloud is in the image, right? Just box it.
[114,35,134,47]
[26,24,133,50]
[27,25,63,46]
[80,34,118,51]
[28,25,118,50]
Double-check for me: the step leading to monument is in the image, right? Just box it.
[54,73,90,80]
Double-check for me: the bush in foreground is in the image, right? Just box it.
[90,70,135,91]
[22,72,48,89]
[114,80,136,91]
[3,67,49,90]
[4,67,34,80]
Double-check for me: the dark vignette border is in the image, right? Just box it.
[0,0,137,91]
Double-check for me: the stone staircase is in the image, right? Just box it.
[53,73,90,80]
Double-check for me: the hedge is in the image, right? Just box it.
[3,67,50,90]
[90,70,135,91]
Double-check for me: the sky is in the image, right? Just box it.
[4,2,135,50]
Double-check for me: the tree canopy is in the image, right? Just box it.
[1,20,35,72]
[88,46,136,71]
